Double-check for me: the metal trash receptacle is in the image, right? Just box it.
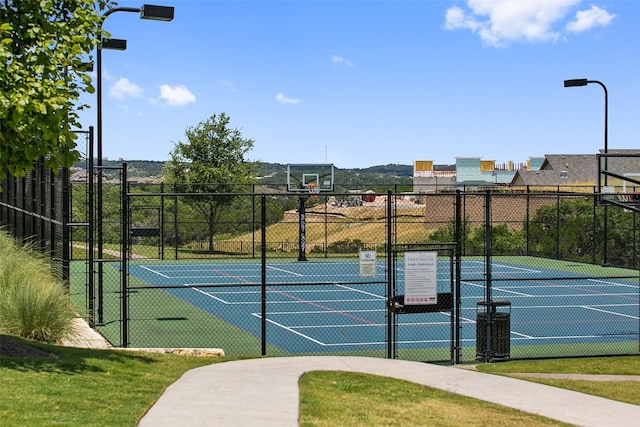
[476,300,511,361]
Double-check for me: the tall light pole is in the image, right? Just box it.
[563,79,608,155]
[97,4,174,172]
[564,78,609,264]
[95,4,174,325]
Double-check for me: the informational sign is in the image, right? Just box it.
[359,250,377,277]
[404,251,437,305]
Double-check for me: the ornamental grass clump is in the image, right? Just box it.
[0,231,75,343]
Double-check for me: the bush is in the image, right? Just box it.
[0,231,76,343]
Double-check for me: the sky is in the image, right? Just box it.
[77,0,640,169]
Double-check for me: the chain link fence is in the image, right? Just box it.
[0,155,74,282]
[2,158,639,362]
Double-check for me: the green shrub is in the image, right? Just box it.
[0,231,76,343]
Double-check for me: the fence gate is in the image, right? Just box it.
[387,243,459,364]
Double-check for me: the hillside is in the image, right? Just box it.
[72,160,425,190]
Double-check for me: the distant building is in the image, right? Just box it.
[455,157,528,187]
[510,154,595,186]
[413,157,528,192]
[413,160,456,192]
[414,150,640,192]
[510,150,640,188]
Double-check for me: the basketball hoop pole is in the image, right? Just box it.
[298,194,308,261]
[287,164,335,261]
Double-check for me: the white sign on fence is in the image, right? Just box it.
[404,251,437,305]
[359,250,377,277]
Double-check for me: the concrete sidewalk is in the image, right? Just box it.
[138,356,640,427]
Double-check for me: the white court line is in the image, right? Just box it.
[182,283,257,289]
[511,331,534,338]
[333,284,386,299]
[460,303,637,310]
[294,323,386,329]
[461,293,638,300]
[488,283,635,290]
[462,281,533,296]
[588,278,639,289]
[183,285,230,304]
[266,265,304,276]
[252,314,456,347]
[580,306,640,320]
[208,298,382,306]
[250,313,327,345]
[523,293,640,298]
[205,288,378,295]
[510,334,636,340]
[466,260,541,273]
[261,309,385,315]
[185,300,383,306]
[140,265,170,278]
[291,320,455,329]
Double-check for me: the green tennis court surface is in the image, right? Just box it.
[81,257,635,357]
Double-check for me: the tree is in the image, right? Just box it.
[0,0,113,182]
[164,113,260,253]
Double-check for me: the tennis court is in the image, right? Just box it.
[120,257,639,358]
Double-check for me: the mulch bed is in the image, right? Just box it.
[0,335,58,359]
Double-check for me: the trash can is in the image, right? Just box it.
[476,300,511,361]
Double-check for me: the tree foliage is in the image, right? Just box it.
[164,113,260,252]
[425,196,640,268]
[0,0,113,181]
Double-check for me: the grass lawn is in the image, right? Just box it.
[0,338,222,426]
[2,337,640,426]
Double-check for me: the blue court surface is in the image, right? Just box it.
[127,259,640,354]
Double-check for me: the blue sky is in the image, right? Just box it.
[78,0,640,169]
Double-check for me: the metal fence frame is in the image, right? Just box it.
[2,158,639,362]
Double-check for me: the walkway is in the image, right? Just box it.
[138,356,640,427]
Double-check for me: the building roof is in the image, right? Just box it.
[510,150,640,186]
[510,154,594,186]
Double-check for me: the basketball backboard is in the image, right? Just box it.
[597,151,640,211]
[287,163,334,193]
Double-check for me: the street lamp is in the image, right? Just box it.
[563,78,608,155]
[94,4,174,325]
[564,78,609,264]
[97,4,175,169]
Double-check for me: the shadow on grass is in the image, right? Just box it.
[0,335,158,375]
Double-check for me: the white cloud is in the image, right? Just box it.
[275,93,301,104]
[566,5,615,33]
[109,78,143,100]
[331,55,354,67]
[157,84,196,107]
[444,0,614,47]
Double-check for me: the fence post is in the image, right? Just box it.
[592,194,597,265]
[556,192,561,259]
[455,190,462,364]
[38,159,45,251]
[525,186,530,256]
[386,189,393,359]
[61,167,70,283]
[121,163,129,348]
[49,166,56,260]
[88,127,95,326]
[261,194,267,356]
[483,189,493,357]
[160,182,165,260]
[174,182,178,260]
[252,184,256,259]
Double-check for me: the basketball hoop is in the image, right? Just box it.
[307,183,320,199]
